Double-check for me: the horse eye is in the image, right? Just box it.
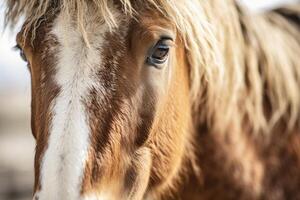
[14,44,27,62]
[147,39,171,67]
[152,46,169,61]
[19,50,28,62]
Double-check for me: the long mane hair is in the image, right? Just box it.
[4,0,300,135]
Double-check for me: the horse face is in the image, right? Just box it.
[17,6,191,200]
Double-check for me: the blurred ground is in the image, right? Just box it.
[0,90,34,200]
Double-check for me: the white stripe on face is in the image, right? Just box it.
[36,11,111,200]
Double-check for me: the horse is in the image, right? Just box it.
[4,0,300,199]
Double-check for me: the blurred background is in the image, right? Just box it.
[0,1,297,200]
[0,3,33,200]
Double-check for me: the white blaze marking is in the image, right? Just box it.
[37,11,110,200]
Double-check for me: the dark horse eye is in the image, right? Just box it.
[20,50,27,62]
[14,44,28,62]
[147,38,171,68]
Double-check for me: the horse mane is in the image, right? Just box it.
[4,0,300,135]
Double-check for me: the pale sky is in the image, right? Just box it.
[0,0,298,91]
[240,0,297,11]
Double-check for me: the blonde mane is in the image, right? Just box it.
[4,0,300,135]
